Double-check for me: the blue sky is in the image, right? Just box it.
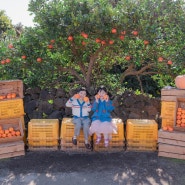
[1,0,34,27]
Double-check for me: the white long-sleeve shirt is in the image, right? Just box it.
[66,98,91,118]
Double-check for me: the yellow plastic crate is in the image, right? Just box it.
[0,80,23,99]
[127,139,157,147]
[161,101,176,127]
[60,118,91,152]
[60,118,91,140]
[0,99,24,119]
[0,118,24,143]
[27,119,59,147]
[126,119,158,140]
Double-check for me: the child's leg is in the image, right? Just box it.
[95,133,101,144]
[82,118,91,144]
[104,133,109,147]
[72,118,82,145]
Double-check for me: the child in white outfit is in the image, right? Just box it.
[66,87,92,149]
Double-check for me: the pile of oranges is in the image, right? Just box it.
[0,92,17,100]
[162,125,174,132]
[176,107,185,127]
[0,125,21,138]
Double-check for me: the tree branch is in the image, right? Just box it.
[120,63,156,83]
[86,45,107,87]
[58,66,86,85]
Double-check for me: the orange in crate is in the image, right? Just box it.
[0,118,24,143]
[0,80,23,99]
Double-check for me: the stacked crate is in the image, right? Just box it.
[126,119,158,151]
[158,129,185,160]
[27,119,59,150]
[161,87,185,128]
[93,118,125,152]
[60,118,92,152]
[0,80,25,159]
[159,87,185,159]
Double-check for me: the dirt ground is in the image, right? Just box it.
[0,149,185,185]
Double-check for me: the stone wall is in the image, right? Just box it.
[23,87,161,127]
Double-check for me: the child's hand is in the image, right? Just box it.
[103,95,109,102]
[95,94,100,102]
[84,97,89,102]
[73,94,80,99]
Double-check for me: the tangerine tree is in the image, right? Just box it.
[0,0,185,94]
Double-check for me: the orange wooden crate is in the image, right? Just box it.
[0,118,24,143]
[0,80,23,99]
[158,129,185,160]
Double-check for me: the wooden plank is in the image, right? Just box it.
[158,143,185,155]
[0,141,24,154]
[161,96,177,101]
[28,146,58,151]
[174,126,185,132]
[158,138,185,147]
[158,130,185,141]
[161,88,185,96]
[158,151,185,160]
[0,150,25,159]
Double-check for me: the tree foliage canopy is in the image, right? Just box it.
[0,0,185,95]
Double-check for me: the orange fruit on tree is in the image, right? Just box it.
[68,35,73,41]
[119,35,124,40]
[132,30,138,36]
[1,60,6,65]
[144,40,149,45]
[5,58,11,63]
[167,60,172,65]
[101,40,106,45]
[158,57,163,62]
[109,40,114,45]
[95,38,101,43]
[37,58,42,63]
[21,55,27,59]
[125,56,131,61]
[47,44,53,49]
[111,28,117,34]
[50,39,55,43]
[82,41,87,46]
